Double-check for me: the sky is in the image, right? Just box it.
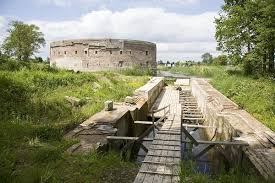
[0,0,224,61]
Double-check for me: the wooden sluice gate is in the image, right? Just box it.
[107,78,270,182]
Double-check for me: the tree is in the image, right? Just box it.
[215,0,275,75]
[2,21,45,61]
[213,55,228,65]
[158,60,164,65]
[201,52,213,64]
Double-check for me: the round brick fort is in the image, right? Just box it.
[50,38,157,72]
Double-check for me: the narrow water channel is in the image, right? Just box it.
[182,127,212,174]
[134,126,225,175]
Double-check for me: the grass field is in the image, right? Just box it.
[0,58,149,182]
[169,65,275,131]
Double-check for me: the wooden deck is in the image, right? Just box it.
[150,87,180,118]
[134,90,182,183]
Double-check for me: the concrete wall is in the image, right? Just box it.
[134,77,164,110]
[191,78,275,179]
[65,77,165,153]
[50,39,157,72]
[191,78,273,144]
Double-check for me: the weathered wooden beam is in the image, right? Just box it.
[183,114,203,117]
[157,131,181,135]
[265,131,275,145]
[182,124,216,129]
[142,161,179,166]
[139,142,148,153]
[193,144,215,159]
[182,117,205,120]
[134,121,153,125]
[107,136,153,141]
[150,104,170,113]
[149,147,181,151]
[182,127,199,146]
[182,140,249,146]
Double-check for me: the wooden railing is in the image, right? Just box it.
[107,104,171,157]
[149,104,170,137]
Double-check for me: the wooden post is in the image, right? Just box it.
[152,112,155,138]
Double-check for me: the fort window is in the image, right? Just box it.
[64,51,66,55]
[146,51,149,55]
[95,51,98,54]
[118,61,124,67]
[58,51,60,55]
[85,50,87,54]
[75,51,77,54]
[120,51,123,55]
[129,51,132,54]
[110,51,112,54]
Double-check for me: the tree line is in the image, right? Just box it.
[215,0,275,75]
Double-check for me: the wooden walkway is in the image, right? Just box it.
[150,87,180,118]
[134,90,182,183]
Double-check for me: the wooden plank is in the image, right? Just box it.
[161,175,172,183]
[142,173,155,183]
[182,139,249,146]
[157,131,181,135]
[182,127,199,146]
[193,144,215,159]
[107,136,153,141]
[182,117,205,120]
[142,161,179,166]
[135,121,154,125]
[265,131,275,145]
[183,114,203,118]
[182,124,216,129]
[150,145,181,151]
[134,172,146,183]
[152,174,163,182]
[139,170,178,176]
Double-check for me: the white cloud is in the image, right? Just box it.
[0,16,8,45]
[30,8,218,60]
[39,0,200,7]
[163,0,199,4]
[0,8,218,60]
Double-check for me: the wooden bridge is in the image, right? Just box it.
[134,88,182,183]
[107,79,249,183]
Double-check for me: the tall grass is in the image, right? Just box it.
[180,161,272,183]
[0,58,148,182]
[170,65,275,131]
[118,66,154,76]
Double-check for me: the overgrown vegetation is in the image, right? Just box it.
[180,161,272,183]
[0,57,149,182]
[170,65,275,131]
[118,66,154,76]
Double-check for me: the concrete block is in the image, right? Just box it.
[104,100,113,111]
